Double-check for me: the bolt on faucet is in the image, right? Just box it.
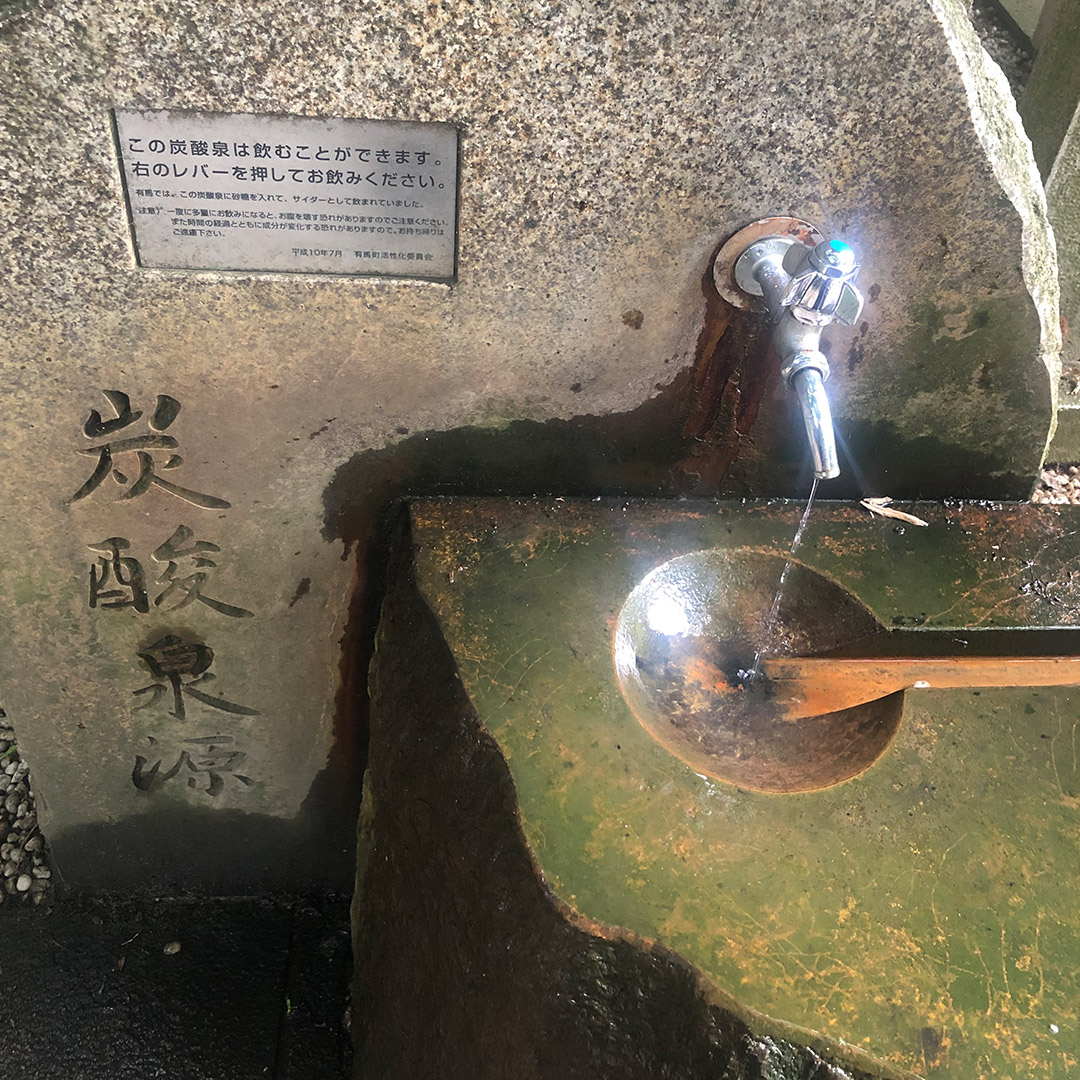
[714,224,864,480]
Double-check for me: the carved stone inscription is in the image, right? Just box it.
[72,389,261,799]
[114,109,458,278]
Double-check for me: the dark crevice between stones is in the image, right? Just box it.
[353,508,892,1080]
[323,273,743,898]
[970,0,1035,98]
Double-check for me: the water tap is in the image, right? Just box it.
[715,226,864,480]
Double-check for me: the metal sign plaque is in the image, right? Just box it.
[113,109,458,279]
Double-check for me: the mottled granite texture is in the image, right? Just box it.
[0,0,1059,891]
[1045,117,1080,457]
[1021,0,1080,457]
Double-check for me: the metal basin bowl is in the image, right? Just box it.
[613,549,904,793]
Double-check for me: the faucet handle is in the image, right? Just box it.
[781,240,864,327]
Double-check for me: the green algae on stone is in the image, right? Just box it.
[409,498,1080,1079]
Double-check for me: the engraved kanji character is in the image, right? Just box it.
[133,735,254,796]
[150,525,254,618]
[70,390,229,509]
[132,634,260,721]
[88,537,149,612]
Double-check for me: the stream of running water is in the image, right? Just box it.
[744,476,820,684]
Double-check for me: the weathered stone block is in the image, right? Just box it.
[368,497,1080,1079]
[0,0,1057,891]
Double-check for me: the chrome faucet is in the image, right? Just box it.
[714,226,864,480]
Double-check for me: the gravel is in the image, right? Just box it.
[1032,465,1080,504]
[970,0,1034,99]
[0,708,53,907]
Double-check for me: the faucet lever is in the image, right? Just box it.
[780,240,864,327]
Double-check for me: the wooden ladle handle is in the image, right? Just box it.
[760,656,1080,719]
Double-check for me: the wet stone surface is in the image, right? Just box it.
[0,893,352,1079]
[357,515,874,1080]
[389,497,1080,1080]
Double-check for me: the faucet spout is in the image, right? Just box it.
[784,353,839,480]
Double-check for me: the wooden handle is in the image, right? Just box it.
[760,656,1080,719]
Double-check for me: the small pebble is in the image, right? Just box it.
[32,866,50,879]
[15,873,31,892]
[163,941,182,955]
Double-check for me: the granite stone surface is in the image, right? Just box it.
[1045,114,1080,457]
[0,0,1059,891]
